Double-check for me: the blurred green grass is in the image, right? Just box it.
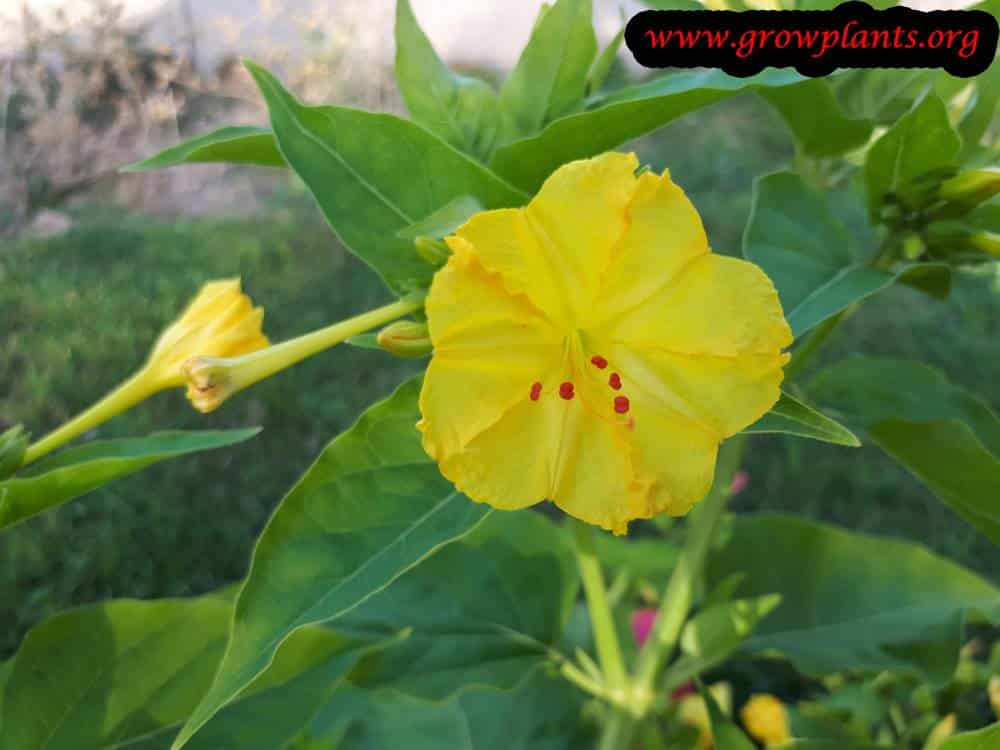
[2,97,998,658]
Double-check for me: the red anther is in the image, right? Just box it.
[559,381,575,400]
[609,373,622,390]
[614,396,630,414]
[590,355,608,369]
[530,381,542,401]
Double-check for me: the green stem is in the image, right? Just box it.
[598,438,746,750]
[21,372,156,466]
[572,522,628,699]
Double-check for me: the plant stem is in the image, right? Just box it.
[572,522,629,699]
[597,437,746,750]
[21,372,155,467]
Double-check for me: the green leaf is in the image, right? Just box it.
[744,171,950,337]
[699,681,757,750]
[864,93,961,219]
[782,743,882,750]
[663,595,781,691]
[810,357,1000,544]
[760,80,873,158]
[499,0,597,141]
[123,126,284,171]
[171,377,491,749]
[0,429,260,532]
[744,391,860,447]
[306,668,584,750]
[939,723,1000,750]
[706,514,1000,683]
[0,595,387,750]
[587,25,625,96]
[394,0,500,160]
[244,62,527,295]
[396,195,484,241]
[337,511,577,699]
[491,68,804,193]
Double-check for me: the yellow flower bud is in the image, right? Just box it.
[20,279,269,466]
[376,320,432,358]
[989,676,1000,719]
[144,279,268,389]
[741,693,791,747]
[923,714,956,750]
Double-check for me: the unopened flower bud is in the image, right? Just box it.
[741,693,791,747]
[183,357,237,414]
[935,168,1000,219]
[376,320,433,358]
[0,425,29,478]
[145,279,269,389]
[924,714,956,750]
[414,236,451,266]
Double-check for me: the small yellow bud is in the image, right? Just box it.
[376,320,432,358]
[923,714,956,750]
[741,693,791,747]
[145,279,268,389]
[989,676,1000,719]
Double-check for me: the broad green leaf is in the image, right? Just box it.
[245,62,526,295]
[0,597,229,750]
[783,743,881,750]
[0,596,386,750]
[171,377,491,749]
[699,681,757,750]
[305,668,585,750]
[396,195,484,240]
[0,428,260,532]
[394,0,500,160]
[335,511,578,699]
[123,126,284,171]
[864,93,961,219]
[939,723,1000,750]
[744,171,950,337]
[706,514,1000,682]
[491,68,803,193]
[499,0,597,141]
[744,391,860,447]
[810,357,1000,543]
[663,595,782,691]
[760,80,873,157]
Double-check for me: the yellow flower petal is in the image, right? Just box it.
[741,694,791,747]
[419,250,561,462]
[418,153,791,531]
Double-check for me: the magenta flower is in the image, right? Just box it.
[632,607,657,646]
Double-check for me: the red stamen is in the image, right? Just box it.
[559,381,575,400]
[590,355,608,369]
[614,396,630,414]
[530,381,542,401]
[609,373,622,390]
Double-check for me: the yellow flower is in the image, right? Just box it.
[417,152,791,533]
[145,278,268,389]
[741,693,791,747]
